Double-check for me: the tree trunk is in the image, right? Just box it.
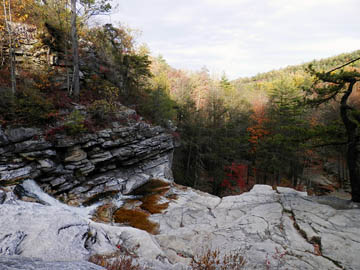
[246,165,250,185]
[71,0,80,99]
[3,0,16,94]
[347,139,360,202]
[340,80,360,202]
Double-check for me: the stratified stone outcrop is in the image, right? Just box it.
[0,122,174,204]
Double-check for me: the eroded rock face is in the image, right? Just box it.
[0,182,359,270]
[0,122,174,204]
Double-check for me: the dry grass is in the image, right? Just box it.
[89,253,145,270]
[89,249,246,270]
[92,203,115,223]
[113,208,158,234]
[166,193,178,200]
[190,249,246,270]
[111,179,175,234]
[140,193,169,214]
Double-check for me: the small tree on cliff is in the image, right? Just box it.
[2,0,16,94]
[305,61,360,202]
[70,0,112,99]
[70,0,80,99]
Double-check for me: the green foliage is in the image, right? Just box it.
[88,99,114,123]
[0,88,15,125]
[5,87,58,126]
[87,81,121,123]
[64,110,87,135]
[79,0,113,21]
[84,24,152,102]
[138,86,177,125]
[40,22,68,52]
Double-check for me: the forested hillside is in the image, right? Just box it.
[0,0,359,202]
[147,52,360,201]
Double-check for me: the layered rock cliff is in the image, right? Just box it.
[0,121,174,205]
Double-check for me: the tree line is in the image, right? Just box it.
[0,1,359,201]
[147,53,360,202]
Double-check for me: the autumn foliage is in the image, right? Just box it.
[247,101,269,152]
[221,163,247,192]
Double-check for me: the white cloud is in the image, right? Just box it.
[109,0,360,79]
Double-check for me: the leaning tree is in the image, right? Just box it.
[305,60,360,202]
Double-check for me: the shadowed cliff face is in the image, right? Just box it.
[0,121,174,205]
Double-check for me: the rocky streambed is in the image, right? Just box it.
[1,179,359,270]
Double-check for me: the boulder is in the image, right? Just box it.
[64,147,87,162]
[0,255,104,270]
[14,139,52,153]
[0,166,33,182]
[19,150,56,160]
[5,128,40,143]
[0,203,91,260]
[89,151,113,164]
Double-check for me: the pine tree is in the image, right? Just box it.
[305,64,360,202]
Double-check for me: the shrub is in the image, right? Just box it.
[190,249,246,270]
[0,88,15,125]
[44,125,66,141]
[89,253,144,270]
[49,90,73,109]
[89,249,246,270]
[14,87,58,125]
[88,99,116,124]
[64,110,87,135]
[92,203,115,223]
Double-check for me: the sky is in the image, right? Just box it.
[106,0,360,80]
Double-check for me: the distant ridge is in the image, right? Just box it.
[234,50,360,84]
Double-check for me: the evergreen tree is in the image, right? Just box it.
[305,64,360,202]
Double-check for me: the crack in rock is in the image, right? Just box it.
[279,196,346,269]
[0,232,27,255]
[57,224,89,234]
